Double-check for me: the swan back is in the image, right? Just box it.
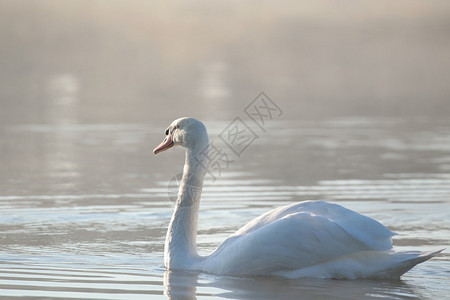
[233,201,395,251]
[200,201,396,276]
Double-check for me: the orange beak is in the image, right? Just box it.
[153,135,174,155]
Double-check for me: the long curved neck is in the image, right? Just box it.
[164,138,209,269]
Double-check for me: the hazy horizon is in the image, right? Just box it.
[1,0,450,125]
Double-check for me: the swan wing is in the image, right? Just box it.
[201,201,395,276]
[233,200,394,250]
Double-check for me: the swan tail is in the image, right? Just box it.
[372,249,444,279]
[273,249,444,279]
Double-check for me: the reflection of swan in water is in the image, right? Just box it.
[163,269,426,300]
[154,117,442,279]
[163,271,197,300]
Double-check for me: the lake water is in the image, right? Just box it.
[1,1,450,299]
[0,117,449,299]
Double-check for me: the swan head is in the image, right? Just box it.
[153,117,208,155]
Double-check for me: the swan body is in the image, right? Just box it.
[153,117,441,279]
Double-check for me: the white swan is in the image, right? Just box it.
[153,117,441,279]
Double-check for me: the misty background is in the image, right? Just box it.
[1,0,449,126]
[1,2,450,298]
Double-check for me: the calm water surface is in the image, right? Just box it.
[0,117,449,299]
[2,1,450,299]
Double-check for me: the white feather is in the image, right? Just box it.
[155,118,442,279]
